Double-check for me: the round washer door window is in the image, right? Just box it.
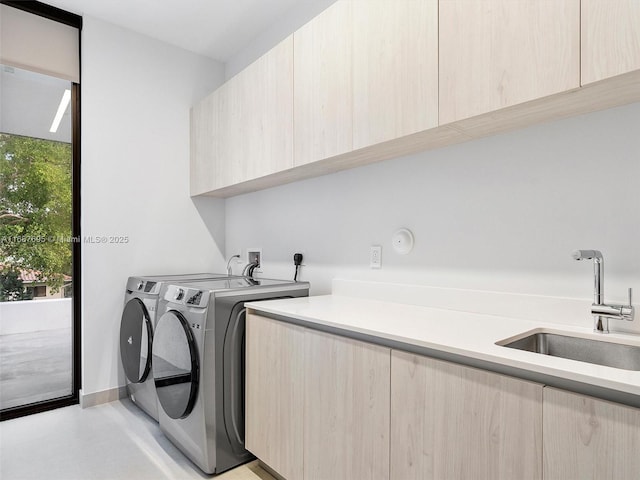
[152,310,199,419]
[120,298,152,383]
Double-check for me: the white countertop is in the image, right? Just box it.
[246,294,640,396]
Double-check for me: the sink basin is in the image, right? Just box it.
[497,331,640,371]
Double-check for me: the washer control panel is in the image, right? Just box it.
[163,284,209,307]
[126,277,161,295]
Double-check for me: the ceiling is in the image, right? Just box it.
[44,0,306,62]
[0,66,72,143]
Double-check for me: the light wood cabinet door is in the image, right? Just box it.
[294,0,352,166]
[190,91,216,196]
[582,0,640,84]
[304,329,390,480]
[245,314,304,480]
[543,387,640,479]
[352,0,438,149]
[191,85,232,195]
[439,0,580,124]
[225,35,294,187]
[191,36,293,193]
[390,350,543,480]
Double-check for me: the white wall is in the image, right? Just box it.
[81,17,226,397]
[223,0,639,313]
[78,4,640,397]
[226,102,640,305]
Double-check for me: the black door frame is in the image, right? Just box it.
[0,0,82,421]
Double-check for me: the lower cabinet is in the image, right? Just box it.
[245,314,304,480]
[245,313,390,480]
[304,329,390,480]
[543,387,640,480]
[246,314,639,480]
[390,350,543,480]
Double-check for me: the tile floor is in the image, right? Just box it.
[0,399,275,480]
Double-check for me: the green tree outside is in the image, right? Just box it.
[0,133,72,295]
[0,268,31,301]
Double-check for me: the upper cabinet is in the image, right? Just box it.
[235,36,294,182]
[352,0,438,149]
[581,0,640,84]
[293,0,439,160]
[294,1,352,166]
[190,35,293,193]
[439,0,580,124]
[191,0,639,198]
[190,89,217,196]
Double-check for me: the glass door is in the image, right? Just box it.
[0,65,77,418]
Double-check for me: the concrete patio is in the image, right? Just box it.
[0,299,73,410]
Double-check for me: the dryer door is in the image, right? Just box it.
[222,304,248,455]
[120,298,152,383]
[152,310,199,419]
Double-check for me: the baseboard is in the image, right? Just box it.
[257,461,286,480]
[79,386,127,409]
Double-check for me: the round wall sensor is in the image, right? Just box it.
[392,228,414,255]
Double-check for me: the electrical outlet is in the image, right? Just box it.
[370,245,382,269]
[247,248,262,270]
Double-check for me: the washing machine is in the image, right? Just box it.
[119,273,234,421]
[151,277,310,474]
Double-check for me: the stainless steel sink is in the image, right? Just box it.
[497,331,640,371]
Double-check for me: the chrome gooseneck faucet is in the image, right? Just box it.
[572,250,634,333]
[226,254,240,275]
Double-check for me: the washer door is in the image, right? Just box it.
[152,310,199,419]
[120,298,152,383]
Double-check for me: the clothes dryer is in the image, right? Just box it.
[152,277,309,474]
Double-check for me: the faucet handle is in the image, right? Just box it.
[622,288,634,322]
